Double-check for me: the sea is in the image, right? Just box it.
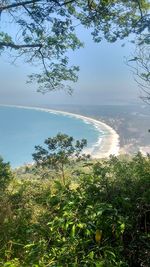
[0,105,101,167]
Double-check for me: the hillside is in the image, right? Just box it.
[0,153,149,267]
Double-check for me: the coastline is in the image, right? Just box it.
[0,104,120,159]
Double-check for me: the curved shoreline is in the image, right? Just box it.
[0,104,120,158]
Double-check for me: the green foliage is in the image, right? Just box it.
[0,0,149,92]
[0,153,149,266]
[32,133,90,184]
[0,157,12,191]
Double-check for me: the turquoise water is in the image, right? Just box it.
[0,106,100,167]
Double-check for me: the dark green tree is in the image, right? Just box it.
[32,133,90,184]
[0,157,12,191]
[0,0,149,92]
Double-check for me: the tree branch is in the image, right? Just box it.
[38,49,55,90]
[0,0,42,12]
[0,0,77,12]
[62,0,76,6]
[137,0,144,18]
[0,41,42,49]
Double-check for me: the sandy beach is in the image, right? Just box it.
[1,105,120,158]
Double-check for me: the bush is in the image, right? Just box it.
[0,153,149,266]
[0,157,12,191]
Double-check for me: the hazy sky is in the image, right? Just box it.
[0,26,141,106]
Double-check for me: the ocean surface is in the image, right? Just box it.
[0,106,101,167]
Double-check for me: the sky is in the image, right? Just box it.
[0,24,141,106]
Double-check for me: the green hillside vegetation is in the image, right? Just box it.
[0,149,150,267]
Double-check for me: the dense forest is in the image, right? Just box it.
[0,148,149,266]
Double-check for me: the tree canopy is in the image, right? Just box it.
[0,157,12,190]
[32,133,89,184]
[0,153,150,266]
[0,0,149,93]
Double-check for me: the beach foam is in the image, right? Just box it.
[1,105,120,158]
